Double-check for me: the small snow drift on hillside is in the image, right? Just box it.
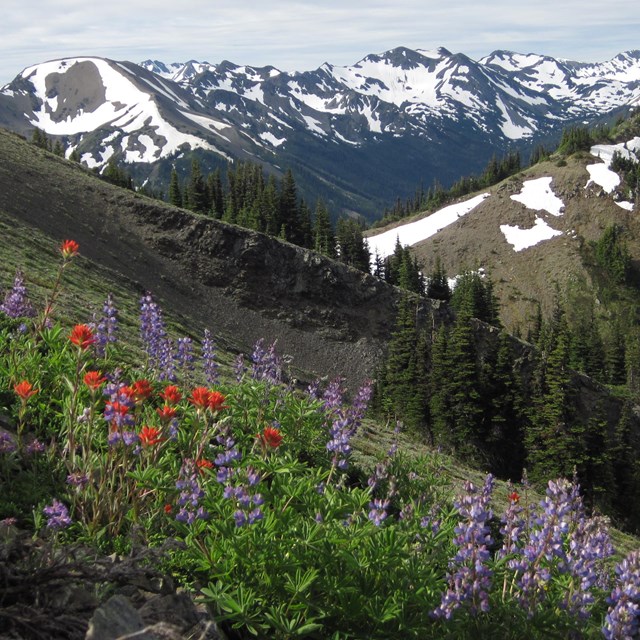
[587,138,640,209]
[500,177,565,251]
[366,193,490,264]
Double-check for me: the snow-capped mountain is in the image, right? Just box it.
[1,47,639,216]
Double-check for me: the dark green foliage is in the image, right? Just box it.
[102,158,134,190]
[335,219,370,271]
[425,257,451,301]
[380,239,424,294]
[31,128,51,151]
[168,168,182,207]
[450,271,500,326]
[556,126,593,155]
[594,224,632,285]
[312,199,336,258]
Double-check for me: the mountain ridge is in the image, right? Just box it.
[1,46,638,217]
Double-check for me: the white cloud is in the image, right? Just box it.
[2,0,639,85]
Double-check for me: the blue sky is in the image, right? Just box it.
[2,0,639,84]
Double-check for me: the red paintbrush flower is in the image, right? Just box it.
[69,324,95,350]
[83,371,106,390]
[259,426,283,449]
[156,404,177,422]
[159,385,182,405]
[60,239,79,259]
[188,387,211,408]
[139,425,164,447]
[131,379,152,403]
[14,380,38,400]
[207,391,228,412]
[509,491,520,504]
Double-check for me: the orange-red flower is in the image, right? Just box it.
[188,386,211,408]
[164,504,172,514]
[196,458,214,471]
[83,371,106,390]
[60,239,79,259]
[139,425,164,447]
[509,491,520,503]
[14,380,38,400]
[69,324,95,350]
[160,385,182,405]
[156,405,177,422]
[207,391,228,412]
[131,379,152,403]
[259,426,283,448]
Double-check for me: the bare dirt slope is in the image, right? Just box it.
[0,128,445,388]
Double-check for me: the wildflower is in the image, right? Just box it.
[69,324,95,350]
[509,491,520,503]
[25,439,46,455]
[94,293,118,357]
[0,432,17,454]
[234,353,246,382]
[0,270,35,318]
[139,293,173,379]
[207,390,228,412]
[197,458,214,471]
[433,474,494,620]
[175,459,208,524]
[176,336,194,377]
[251,338,282,384]
[131,379,152,403]
[201,329,219,386]
[368,498,390,526]
[164,504,172,514]
[139,426,164,447]
[60,239,79,259]
[157,405,177,422]
[259,425,283,448]
[66,472,89,488]
[43,499,72,530]
[14,379,38,400]
[189,386,211,408]
[160,385,182,405]
[603,550,640,640]
[83,371,106,390]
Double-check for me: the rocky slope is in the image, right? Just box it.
[0,127,449,389]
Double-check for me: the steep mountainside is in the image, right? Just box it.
[367,135,640,334]
[1,48,639,217]
[0,127,449,389]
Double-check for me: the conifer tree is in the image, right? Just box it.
[313,199,336,258]
[168,168,182,207]
[187,158,208,213]
[426,256,451,301]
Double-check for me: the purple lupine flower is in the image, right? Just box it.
[251,338,282,385]
[175,459,208,524]
[433,474,494,620]
[306,379,321,400]
[603,550,640,640]
[176,336,194,380]
[25,439,46,455]
[201,329,219,386]
[94,293,118,357]
[157,336,176,382]
[324,379,373,472]
[0,270,35,318]
[66,472,89,488]
[368,498,390,526]
[498,484,525,559]
[561,482,614,618]
[43,499,72,530]
[508,478,575,614]
[234,353,246,382]
[0,432,17,454]
[139,293,168,371]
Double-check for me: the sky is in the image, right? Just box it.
[2,0,639,85]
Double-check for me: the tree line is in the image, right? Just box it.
[374,268,640,533]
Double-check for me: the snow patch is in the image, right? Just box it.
[259,131,286,147]
[366,193,490,262]
[510,177,564,215]
[500,217,562,252]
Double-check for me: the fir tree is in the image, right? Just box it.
[313,200,335,257]
[168,168,182,207]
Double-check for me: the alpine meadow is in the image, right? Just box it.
[0,45,640,639]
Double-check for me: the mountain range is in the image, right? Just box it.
[1,47,639,217]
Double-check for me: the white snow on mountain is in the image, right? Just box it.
[22,58,223,163]
[587,137,640,208]
[510,177,564,215]
[500,217,563,252]
[366,192,490,262]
